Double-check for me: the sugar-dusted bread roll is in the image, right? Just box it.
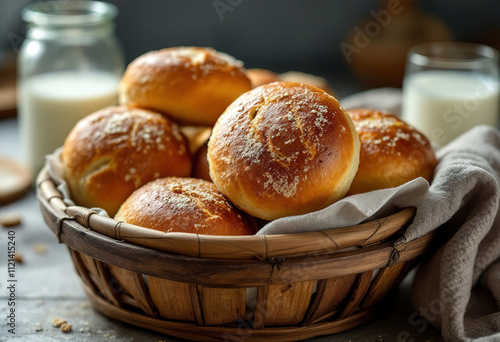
[347,109,437,195]
[62,106,192,216]
[115,177,257,235]
[208,82,360,220]
[118,46,252,126]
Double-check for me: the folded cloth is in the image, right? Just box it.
[257,177,429,234]
[262,88,500,341]
[408,125,500,342]
[343,88,500,342]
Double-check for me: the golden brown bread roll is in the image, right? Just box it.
[182,126,211,181]
[246,68,280,88]
[62,106,192,216]
[193,142,211,182]
[180,126,212,155]
[346,109,437,195]
[115,177,257,235]
[279,71,336,96]
[208,82,360,220]
[118,46,252,126]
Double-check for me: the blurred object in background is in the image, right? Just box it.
[2,0,500,108]
[0,52,17,119]
[0,0,28,119]
[344,0,454,88]
[247,68,280,88]
[279,71,337,96]
[0,156,32,204]
[474,29,500,64]
[402,42,499,147]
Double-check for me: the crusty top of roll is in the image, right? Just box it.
[118,46,252,126]
[347,109,437,195]
[62,106,192,216]
[208,82,360,220]
[115,177,257,235]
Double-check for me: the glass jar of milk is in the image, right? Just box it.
[18,1,124,173]
[402,42,499,148]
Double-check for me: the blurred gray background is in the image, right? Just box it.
[1,0,500,98]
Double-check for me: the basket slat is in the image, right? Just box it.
[253,286,269,330]
[200,287,246,325]
[361,263,406,309]
[338,271,373,319]
[148,277,197,322]
[119,293,142,309]
[95,260,124,308]
[79,253,123,308]
[189,284,205,325]
[302,274,357,325]
[68,249,99,296]
[82,281,378,342]
[107,265,158,317]
[255,281,315,327]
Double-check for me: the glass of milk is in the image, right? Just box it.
[402,42,499,147]
[18,1,124,174]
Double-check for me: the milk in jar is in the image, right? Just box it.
[17,1,124,173]
[18,71,119,172]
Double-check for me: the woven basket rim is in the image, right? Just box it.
[36,166,418,259]
[36,165,436,285]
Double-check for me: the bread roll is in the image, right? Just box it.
[182,126,211,181]
[180,126,212,155]
[193,142,211,182]
[208,82,360,220]
[115,177,257,235]
[279,71,336,96]
[347,109,437,195]
[118,46,252,126]
[246,68,280,88]
[62,106,192,216]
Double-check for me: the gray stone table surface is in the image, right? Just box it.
[0,117,443,341]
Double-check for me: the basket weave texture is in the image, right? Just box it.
[37,164,435,342]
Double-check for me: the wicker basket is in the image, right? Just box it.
[36,166,435,342]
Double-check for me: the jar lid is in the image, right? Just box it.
[22,1,118,27]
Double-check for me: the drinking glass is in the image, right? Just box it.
[401,42,499,147]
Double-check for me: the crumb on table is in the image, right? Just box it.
[14,252,23,263]
[60,323,72,333]
[52,317,67,327]
[0,212,22,227]
[33,243,47,254]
